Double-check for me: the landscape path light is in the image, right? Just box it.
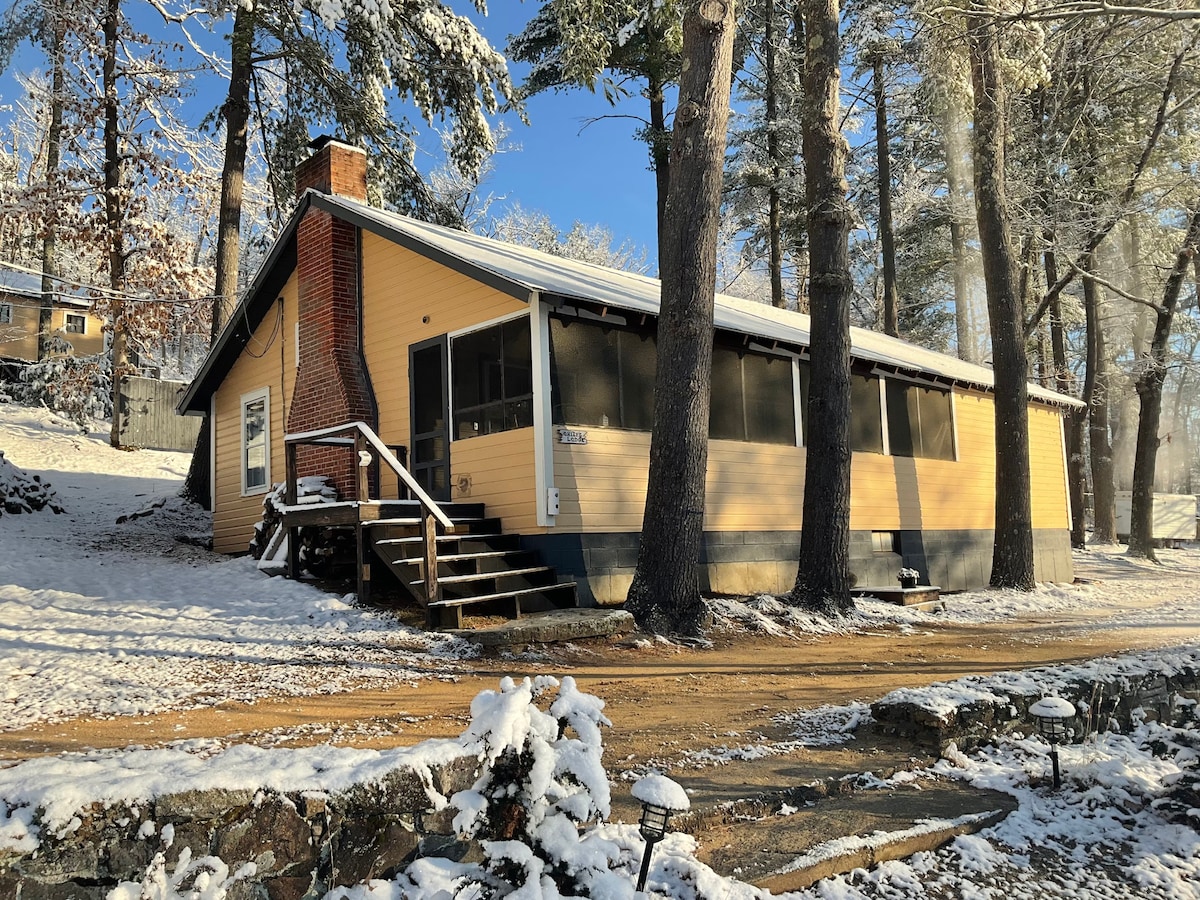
[1029,695,1075,789]
[631,773,691,893]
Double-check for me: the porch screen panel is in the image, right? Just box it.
[743,352,795,445]
[709,347,745,440]
[619,331,657,431]
[548,318,619,426]
[884,380,954,459]
[850,374,884,453]
[915,386,955,459]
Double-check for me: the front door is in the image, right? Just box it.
[409,336,450,501]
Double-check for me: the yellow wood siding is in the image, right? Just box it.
[0,296,105,361]
[552,389,1071,534]
[450,428,539,531]
[360,232,534,522]
[212,278,298,553]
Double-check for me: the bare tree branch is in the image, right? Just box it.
[1065,257,1163,312]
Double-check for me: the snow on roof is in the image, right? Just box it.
[325,195,1081,408]
[0,266,92,307]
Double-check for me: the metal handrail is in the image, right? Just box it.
[283,421,453,604]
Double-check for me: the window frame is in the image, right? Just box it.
[63,312,86,334]
[240,387,271,496]
[882,377,958,461]
[0,303,12,325]
[449,312,535,441]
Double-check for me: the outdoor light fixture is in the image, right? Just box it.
[1029,696,1075,790]
[631,775,690,893]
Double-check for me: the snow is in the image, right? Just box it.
[4,399,1200,899]
[632,773,691,812]
[0,402,474,731]
[1028,696,1077,719]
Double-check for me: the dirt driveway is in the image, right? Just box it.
[3,554,1196,771]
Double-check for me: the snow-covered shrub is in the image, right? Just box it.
[0,449,64,516]
[108,834,255,900]
[8,338,111,427]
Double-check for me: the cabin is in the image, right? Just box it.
[0,269,106,369]
[179,139,1080,628]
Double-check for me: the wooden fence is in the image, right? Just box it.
[116,376,201,452]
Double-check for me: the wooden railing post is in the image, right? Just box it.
[354,432,371,502]
[420,510,440,606]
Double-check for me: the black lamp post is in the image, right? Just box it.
[1029,696,1074,790]
[631,775,690,893]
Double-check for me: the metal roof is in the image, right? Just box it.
[179,190,1084,414]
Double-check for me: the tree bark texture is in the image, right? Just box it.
[650,80,670,262]
[790,0,853,615]
[1082,253,1116,542]
[625,0,736,636]
[967,10,1035,590]
[941,96,976,363]
[1128,204,1200,559]
[38,11,66,363]
[103,0,128,450]
[183,1,255,509]
[765,0,785,309]
[873,55,899,337]
[1045,247,1087,548]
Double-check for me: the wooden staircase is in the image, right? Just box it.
[281,422,577,631]
[365,503,578,629]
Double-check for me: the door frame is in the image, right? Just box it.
[408,334,451,502]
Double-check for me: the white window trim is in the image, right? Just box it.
[792,359,804,447]
[64,312,86,334]
[240,387,271,496]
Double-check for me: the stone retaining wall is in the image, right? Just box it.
[871,662,1200,753]
[0,757,478,900]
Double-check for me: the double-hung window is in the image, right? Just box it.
[64,313,86,334]
[241,388,270,495]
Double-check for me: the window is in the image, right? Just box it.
[850,374,884,453]
[452,318,533,439]
[64,313,85,334]
[885,380,955,460]
[0,303,12,325]
[710,344,796,445]
[871,531,898,553]
[549,316,656,430]
[241,389,270,494]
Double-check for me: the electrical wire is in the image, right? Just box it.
[0,260,223,306]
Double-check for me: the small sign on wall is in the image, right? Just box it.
[558,428,588,445]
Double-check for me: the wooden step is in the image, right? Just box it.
[426,583,579,629]
[409,566,552,589]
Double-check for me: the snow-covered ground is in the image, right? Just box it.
[3,401,1200,899]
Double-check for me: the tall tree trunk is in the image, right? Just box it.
[942,96,976,362]
[967,8,1035,590]
[1046,246,1087,548]
[103,0,128,450]
[1082,252,1116,542]
[1128,205,1200,559]
[625,0,736,635]
[182,3,255,509]
[765,0,785,309]
[873,55,899,337]
[38,11,66,362]
[790,0,853,614]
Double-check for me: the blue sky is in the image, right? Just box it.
[464,5,662,261]
[0,3,662,263]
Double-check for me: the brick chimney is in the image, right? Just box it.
[286,137,376,499]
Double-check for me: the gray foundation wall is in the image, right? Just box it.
[524,528,1074,606]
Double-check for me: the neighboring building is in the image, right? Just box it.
[180,139,1081,607]
[0,269,106,365]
